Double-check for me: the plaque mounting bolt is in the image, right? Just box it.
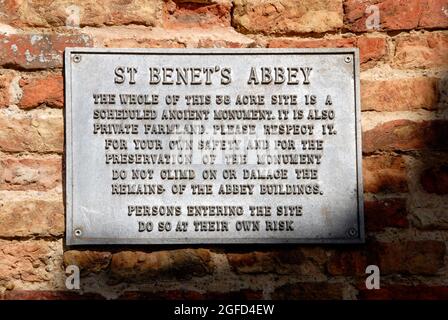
[347,228,358,238]
[74,229,82,237]
[344,56,352,63]
[72,55,81,63]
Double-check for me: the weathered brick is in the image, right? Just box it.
[363,120,448,153]
[327,249,368,276]
[328,241,446,276]
[0,241,56,283]
[356,36,388,66]
[268,36,386,67]
[110,249,214,281]
[233,0,343,35]
[420,164,448,195]
[18,73,63,109]
[361,77,440,111]
[197,38,252,48]
[0,34,92,69]
[0,156,62,191]
[0,198,64,237]
[393,32,448,69]
[358,285,448,300]
[227,249,304,274]
[364,198,409,231]
[344,0,448,32]
[272,282,344,300]
[163,0,231,28]
[363,155,408,193]
[103,38,186,48]
[391,241,446,274]
[118,289,263,300]
[0,110,63,153]
[63,251,111,274]
[98,31,253,49]
[85,25,254,49]
[412,208,448,230]
[0,71,15,108]
[440,76,448,104]
[0,290,104,300]
[0,0,161,28]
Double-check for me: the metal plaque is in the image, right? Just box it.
[65,48,364,245]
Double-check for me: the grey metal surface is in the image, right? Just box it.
[65,48,364,245]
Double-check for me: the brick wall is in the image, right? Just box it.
[0,0,447,300]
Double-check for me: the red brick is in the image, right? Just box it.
[103,38,186,48]
[0,0,161,28]
[0,199,64,237]
[268,36,386,67]
[227,249,305,274]
[110,249,214,281]
[0,71,15,108]
[363,155,408,193]
[87,25,254,49]
[0,34,92,70]
[0,241,56,283]
[0,156,62,191]
[272,282,344,300]
[327,249,368,276]
[356,37,388,66]
[197,38,252,48]
[420,164,448,195]
[1,290,104,300]
[361,77,440,111]
[344,0,448,32]
[393,32,448,69]
[63,251,111,274]
[363,120,448,153]
[328,241,446,276]
[0,110,63,153]
[358,285,448,300]
[364,198,409,231]
[18,73,63,109]
[163,0,231,28]
[377,241,445,274]
[233,0,343,35]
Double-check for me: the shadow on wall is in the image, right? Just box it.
[51,67,448,300]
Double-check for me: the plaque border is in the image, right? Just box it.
[64,48,364,245]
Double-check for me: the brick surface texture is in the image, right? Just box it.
[0,0,447,300]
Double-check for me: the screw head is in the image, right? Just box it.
[74,229,82,237]
[72,55,81,63]
[347,227,358,238]
[344,55,352,63]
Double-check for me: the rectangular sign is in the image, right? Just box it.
[65,48,364,245]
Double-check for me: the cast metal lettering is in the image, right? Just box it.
[65,48,364,245]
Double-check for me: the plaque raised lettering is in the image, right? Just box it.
[65,48,364,245]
